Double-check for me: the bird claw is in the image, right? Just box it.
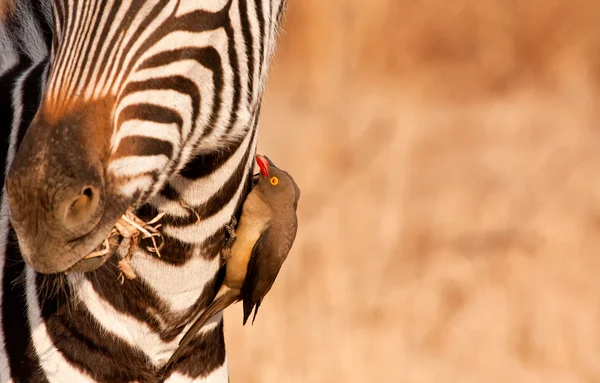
[224,216,237,248]
[221,216,237,260]
[221,247,232,260]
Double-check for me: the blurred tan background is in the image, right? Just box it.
[225,1,600,382]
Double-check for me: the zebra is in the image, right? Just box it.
[0,0,287,381]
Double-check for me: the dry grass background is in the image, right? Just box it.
[224,1,600,382]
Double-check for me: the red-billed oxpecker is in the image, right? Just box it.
[174,154,300,359]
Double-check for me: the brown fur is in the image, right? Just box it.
[0,0,16,22]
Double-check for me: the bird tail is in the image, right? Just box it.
[161,287,239,375]
[243,298,262,326]
[182,287,239,343]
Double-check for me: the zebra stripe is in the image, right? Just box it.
[0,0,287,381]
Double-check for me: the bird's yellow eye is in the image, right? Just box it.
[270,176,279,185]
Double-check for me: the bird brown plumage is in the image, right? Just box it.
[166,154,300,368]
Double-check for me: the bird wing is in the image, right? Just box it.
[240,218,297,325]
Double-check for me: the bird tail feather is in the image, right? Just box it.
[243,298,263,326]
[182,288,239,345]
[164,287,239,371]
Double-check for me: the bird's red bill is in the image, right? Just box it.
[256,155,269,177]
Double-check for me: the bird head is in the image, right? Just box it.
[254,154,301,210]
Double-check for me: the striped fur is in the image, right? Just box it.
[0,0,286,381]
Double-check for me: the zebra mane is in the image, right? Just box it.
[0,0,51,72]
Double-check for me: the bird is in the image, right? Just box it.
[169,154,300,365]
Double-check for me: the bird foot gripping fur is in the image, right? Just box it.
[221,215,238,260]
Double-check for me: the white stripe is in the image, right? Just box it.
[175,0,229,16]
[108,155,169,177]
[13,0,49,63]
[131,252,221,312]
[118,175,154,198]
[148,195,190,217]
[0,194,13,382]
[229,0,250,114]
[68,274,138,344]
[25,268,97,383]
[0,24,18,75]
[246,0,261,104]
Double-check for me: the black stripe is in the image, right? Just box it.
[112,136,174,160]
[51,1,62,53]
[159,182,181,200]
[178,134,245,180]
[117,104,183,130]
[122,75,201,136]
[0,57,30,190]
[165,321,226,379]
[239,0,255,104]
[276,0,287,25]
[54,0,65,37]
[139,221,227,265]
[255,0,265,79]
[16,58,48,151]
[2,226,48,382]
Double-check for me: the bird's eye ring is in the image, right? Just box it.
[270,176,279,185]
